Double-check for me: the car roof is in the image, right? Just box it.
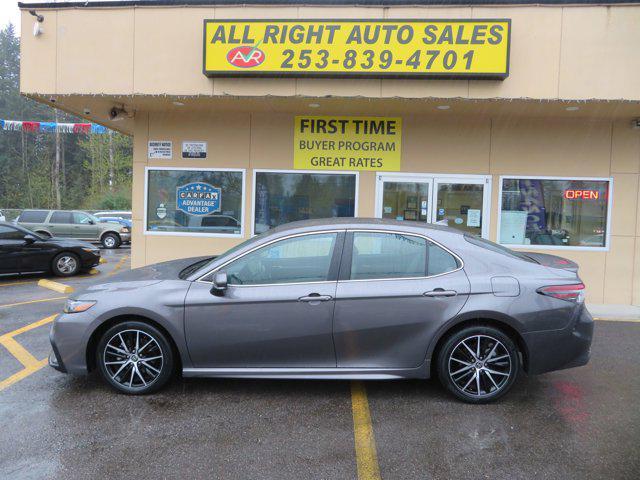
[267,217,464,236]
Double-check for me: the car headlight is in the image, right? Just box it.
[64,299,96,314]
[120,227,130,233]
[81,247,100,254]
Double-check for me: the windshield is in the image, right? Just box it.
[464,234,537,263]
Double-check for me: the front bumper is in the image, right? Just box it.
[119,232,131,242]
[523,305,594,375]
[48,312,93,375]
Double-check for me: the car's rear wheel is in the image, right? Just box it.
[437,326,519,404]
[101,233,121,249]
[52,252,80,277]
[96,321,174,394]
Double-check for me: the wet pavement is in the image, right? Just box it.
[0,247,638,479]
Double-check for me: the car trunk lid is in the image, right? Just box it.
[522,252,579,273]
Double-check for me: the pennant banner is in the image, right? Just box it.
[0,119,108,134]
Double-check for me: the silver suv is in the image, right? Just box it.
[17,210,130,249]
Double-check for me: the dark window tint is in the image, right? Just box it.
[18,210,48,223]
[225,233,338,285]
[49,211,73,224]
[427,241,460,275]
[0,225,24,240]
[464,234,536,263]
[350,232,427,280]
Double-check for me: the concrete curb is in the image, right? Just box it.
[588,304,640,322]
[37,279,74,294]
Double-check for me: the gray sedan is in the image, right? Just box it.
[49,218,593,403]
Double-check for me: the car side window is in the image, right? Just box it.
[0,225,24,241]
[223,233,338,285]
[73,212,92,224]
[427,241,460,276]
[49,211,73,224]
[350,232,427,280]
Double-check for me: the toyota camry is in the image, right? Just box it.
[49,218,593,403]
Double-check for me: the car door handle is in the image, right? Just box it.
[298,294,333,303]
[423,289,458,298]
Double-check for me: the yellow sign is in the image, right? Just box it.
[294,116,402,171]
[203,19,510,78]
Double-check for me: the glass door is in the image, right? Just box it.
[376,174,491,238]
[433,177,490,238]
[375,175,433,223]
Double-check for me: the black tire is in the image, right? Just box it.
[101,232,121,249]
[96,321,174,395]
[51,252,81,277]
[437,325,519,404]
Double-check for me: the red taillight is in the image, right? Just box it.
[537,283,585,303]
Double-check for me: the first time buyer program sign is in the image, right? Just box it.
[203,20,510,78]
[294,116,402,171]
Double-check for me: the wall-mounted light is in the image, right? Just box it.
[29,10,44,37]
[436,105,450,110]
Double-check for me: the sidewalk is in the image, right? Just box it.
[587,304,640,322]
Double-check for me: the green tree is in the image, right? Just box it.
[0,23,132,211]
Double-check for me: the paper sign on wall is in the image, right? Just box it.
[182,141,207,159]
[294,116,402,171]
[148,141,172,159]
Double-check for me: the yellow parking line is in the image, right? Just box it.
[0,315,57,393]
[99,257,107,264]
[351,381,382,480]
[0,296,67,309]
[0,280,36,288]
[0,336,41,368]
[0,359,48,392]
[38,279,74,294]
[107,254,130,277]
[3,315,57,338]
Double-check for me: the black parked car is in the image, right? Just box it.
[0,222,101,277]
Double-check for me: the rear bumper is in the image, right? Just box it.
[523,305,594,375]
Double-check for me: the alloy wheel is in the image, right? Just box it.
[104,236,116,248]
[448,334,512,398]
[56,255,77,275]
[103,329,164,390]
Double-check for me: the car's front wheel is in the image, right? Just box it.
[437,325,519,404]
[52,252,80,277]
[96,321,174,394]
[101,233,121,249]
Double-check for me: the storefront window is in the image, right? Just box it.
[499,177,610,248]
[254,171,356,234]
[146,168,244,235]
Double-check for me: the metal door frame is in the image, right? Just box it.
[375,172,492,238]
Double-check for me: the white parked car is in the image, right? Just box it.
[93,211,132,220]
[0,210,5,222]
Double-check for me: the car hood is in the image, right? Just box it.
[84,256,210,291]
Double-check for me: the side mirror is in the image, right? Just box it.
[210,271,228,296]
[88,220,95,225]
[23,234,37,244]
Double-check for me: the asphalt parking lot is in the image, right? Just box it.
[0,247,638,480]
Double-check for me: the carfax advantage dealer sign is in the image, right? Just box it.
[203,19,510,78]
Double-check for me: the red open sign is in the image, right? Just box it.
[564,189,599,200]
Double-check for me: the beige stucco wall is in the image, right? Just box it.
[20,5,640,101]
[17,4,640,305]
[131,110,640,305]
